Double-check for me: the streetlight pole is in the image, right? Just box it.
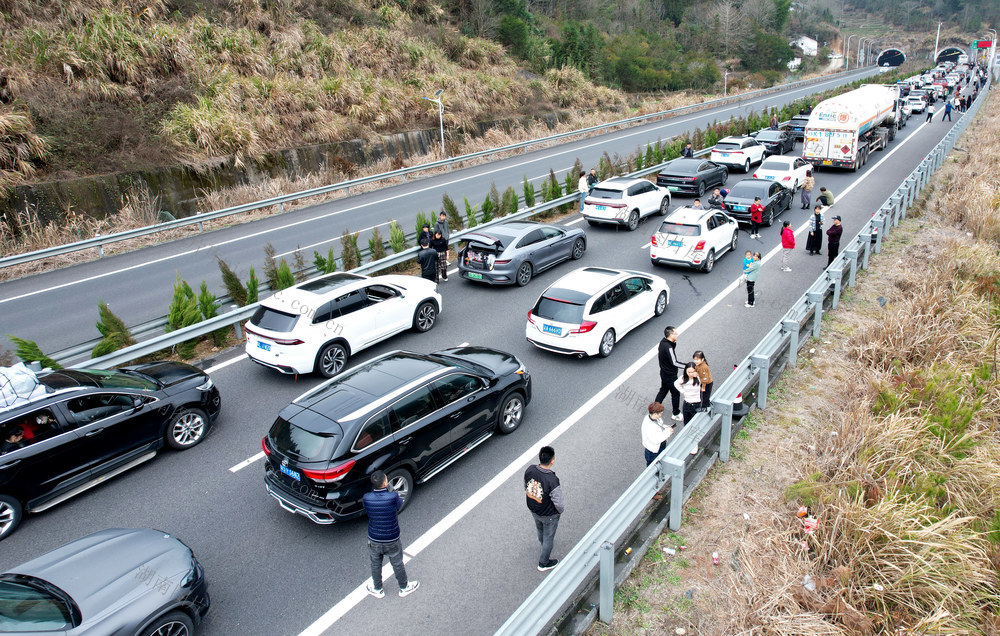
[724,69,729,97]
[933,22,942,65]
[846,34,857,70]
[858,38,869,68]
[421,89,445,158]
[988,29,997,73]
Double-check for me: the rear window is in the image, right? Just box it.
[659,222,700,236]
[589,188,623,200]
[760,159,790,170]
[756,132,781,141]
[534,296,585,324]
[269,418,338,460]
[251,307,299,332]
[727,182,763,198]
[714,142,740,151]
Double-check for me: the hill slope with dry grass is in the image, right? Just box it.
[0,0,623,188]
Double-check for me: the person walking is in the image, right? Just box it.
[416,239,438,282]
[926,102,936,122]
[800,169,815,209]
[826,215,843,266]
[681,142,694,158]
[943,99,953,121]
[693,351,713,410]
[524,446,564,571]
[641,402,672,468]
[587,168,598,192]
[430,230,449,282]
[780,220,795,272]
[674,363,702,426]
[363,471,420,598]
[816,187,835,207]
[745,252,761,308]
[654,326,686,422]
[577,171,588,211]
[805,205,823,254]
[749,197,764,239]
[708,188,725,210]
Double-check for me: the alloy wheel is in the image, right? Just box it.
[171,411,205,447]
[320,344,347,376]
[150,621,190,636]
[415,303,437,331]
[0,500,15,537]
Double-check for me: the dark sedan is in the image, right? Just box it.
[458,221,586,287]
[753,130,795,156]
[787,115,811,142]
[263,347,530,524]
[0,528,210,635]
[0,362,221,540]
[655,158,728,197]
[723,179,792,226]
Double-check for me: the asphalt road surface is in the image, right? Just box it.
[0,69,877,355]
[0,98,963,636]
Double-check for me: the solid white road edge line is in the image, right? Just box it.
[205,354,248,375]
[2,73,862,306]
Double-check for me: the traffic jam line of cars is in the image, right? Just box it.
[1,72,947,633]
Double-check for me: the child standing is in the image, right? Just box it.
[693,351,713,410]
[742,250,753,276]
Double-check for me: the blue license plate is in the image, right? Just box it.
[257,340,271,352]
[596,205,607,211]
[279,464,301,481]
[721,153,730,158]
[543,324,562,336]
[764,176,775,180]
[667,239,684,247]
[735,205,747,211]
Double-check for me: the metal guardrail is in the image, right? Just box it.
[495,74,991,636]
[0,68,871,270]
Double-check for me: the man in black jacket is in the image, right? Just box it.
[654,326,685,422]
[416,239,438,282]
[826,216,843,266]
[363,471,420,598]
[524,446,564,571]
[680,142,694,158]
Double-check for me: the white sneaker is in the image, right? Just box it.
[671,413,683,422]
[745,302,753,308]
[366,582,385,599]
[399,581,420,597]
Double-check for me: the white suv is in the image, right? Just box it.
[710,136,767,173]
[650,207,739,273]
[245,272,442,377]
[525,267,669,358]
[582,177,671,231]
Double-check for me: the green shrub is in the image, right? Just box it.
[415,211,433,237]
[368,226,387,262]
[263,243,280,290]
[340,229,361,270]
[92,300,136,358]
[442,193,463,230]
[217,257,248,307]
[166,276,201,359]
[389,221,408,253]
[246,267,259,305]
[314,247,337,274]
[197,282,228,347]
[464,197,477,228]
[522,176,536,208]
[7,335,62,369]
[275,262,296,290]
[480,193,494,223]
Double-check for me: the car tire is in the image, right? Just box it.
[697,181,706,197]
[496,392,526,434]
[516,262,533,287]
[729,230,739,253]
[598,329,616,358]
[626,210,640,231]
[766,208,775,226]
[571,238,586,260]
[141,611,194,636]
[0,495,22,542]
[386,468,414,511]
[316,341,349,378]
[721,170,729,185]
[654,291,668,316]
[702,249,716,273]
[165,407,208,450]
[412,301,437,332]
[659,197,671,216]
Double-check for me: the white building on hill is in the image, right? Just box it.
[789,35,818,56]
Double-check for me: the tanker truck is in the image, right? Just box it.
[803,84,902,171]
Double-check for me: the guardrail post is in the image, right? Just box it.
[711,399,734,462]
[664,457,685,531]
[807,291,824,339]
[279,202,284,214]
[231,307,244,340]
[906,177,917,205]
[860,232,871,269]
[198,219,204,232]
[750,354,769,409]
[449,160,453,172]
[844,247,859,287]
[782,319,800,367]
[873,219,883,254]
[97,239,104,258]
[892,194,904,221]
[599,541,614,623]
[828,268,843,309]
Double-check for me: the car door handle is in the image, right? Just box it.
[449,412,463,420]
[397,436,413,445]
[0,460,20,469]
[85,428,105,437]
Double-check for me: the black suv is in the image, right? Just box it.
[263,347,530,524]
[0,362,222,540]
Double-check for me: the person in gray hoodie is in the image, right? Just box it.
[434,212,450,281]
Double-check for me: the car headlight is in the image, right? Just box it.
[180,561,203,588]
[515,363,527,376]
[195,377,214,391]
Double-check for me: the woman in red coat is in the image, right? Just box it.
[749,197,764,239]
[780,221,795,271]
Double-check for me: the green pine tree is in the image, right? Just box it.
[217,257,248,307]
[92,300,136,358]
[7,335,62,369]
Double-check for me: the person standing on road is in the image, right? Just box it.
[578,171,588,211]
[943,100,953,121]
[745,252,761,308]
[524,446,564,572]
[674,363,702,424]
[708,188,725,210]
[587,168,598,192]
[681,142,694,158]
[693,351,713,410]
[800,169,815,209]
[780,220,795,272]
[430,230,449,282]
[641,402,672,468]
[655,326,686,422]
[364,471,420,599]
[826,216,843,266]
[749,197,764,239]
[926,103,936,122]
[805,205,823,255]
[416,239,438,282]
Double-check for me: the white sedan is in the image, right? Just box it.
[751,156,812,191]
[905,96,925,113]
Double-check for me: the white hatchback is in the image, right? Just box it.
[582,177,671,231]
[525,267,669,358]
[650,207,739,272]
[245,272,442,377]
[752,156,812,190]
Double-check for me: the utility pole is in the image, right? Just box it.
[933,22,942,65]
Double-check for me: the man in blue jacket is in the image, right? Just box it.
[363,471,420,598]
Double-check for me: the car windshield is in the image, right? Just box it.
[589,188,623,200]
[659,222,700,236]
[269,418,339,461]
[714,142,740,151]
[534,296,585,324]
[760,159,791,170]
[727,182,765,198]
[251,307,299,333]
[79,369,158,391]
[0,579,73,631]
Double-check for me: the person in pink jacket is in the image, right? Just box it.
[780,221,795,272]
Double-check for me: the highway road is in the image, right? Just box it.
[0,69,878,355]
[0,93,966,636]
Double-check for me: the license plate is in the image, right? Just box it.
[667,186,679,192]
[822,160,832,165]
[543,324,562,336]
[735,205,747,211]
[764,176,775,180]
[721,153,730,158]
[596,205,607,211]
[467,272,483,280]
[257,341,272,352]
[667,239,684,247]
[279,464,301,481]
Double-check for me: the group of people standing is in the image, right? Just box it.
[416,211,452,283]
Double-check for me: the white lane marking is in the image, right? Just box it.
[229,452,265,473]
[565,217,585,225]
[457,342,469,347]
[641,242,651,249]
[204,353,248,374]
[274,220,395,259]
[2,75,861,305]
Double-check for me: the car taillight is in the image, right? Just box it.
[245,327,303,346]
[651,234,658,246]
[684,177,696,181]
[570,321,597,334]
[261,437,271,456]
[694,240,706,251]
[752,173,757,178]
[527,311,536,325]
[303,460,355,484]
[495,260,510,265]
[781,176,791,181]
